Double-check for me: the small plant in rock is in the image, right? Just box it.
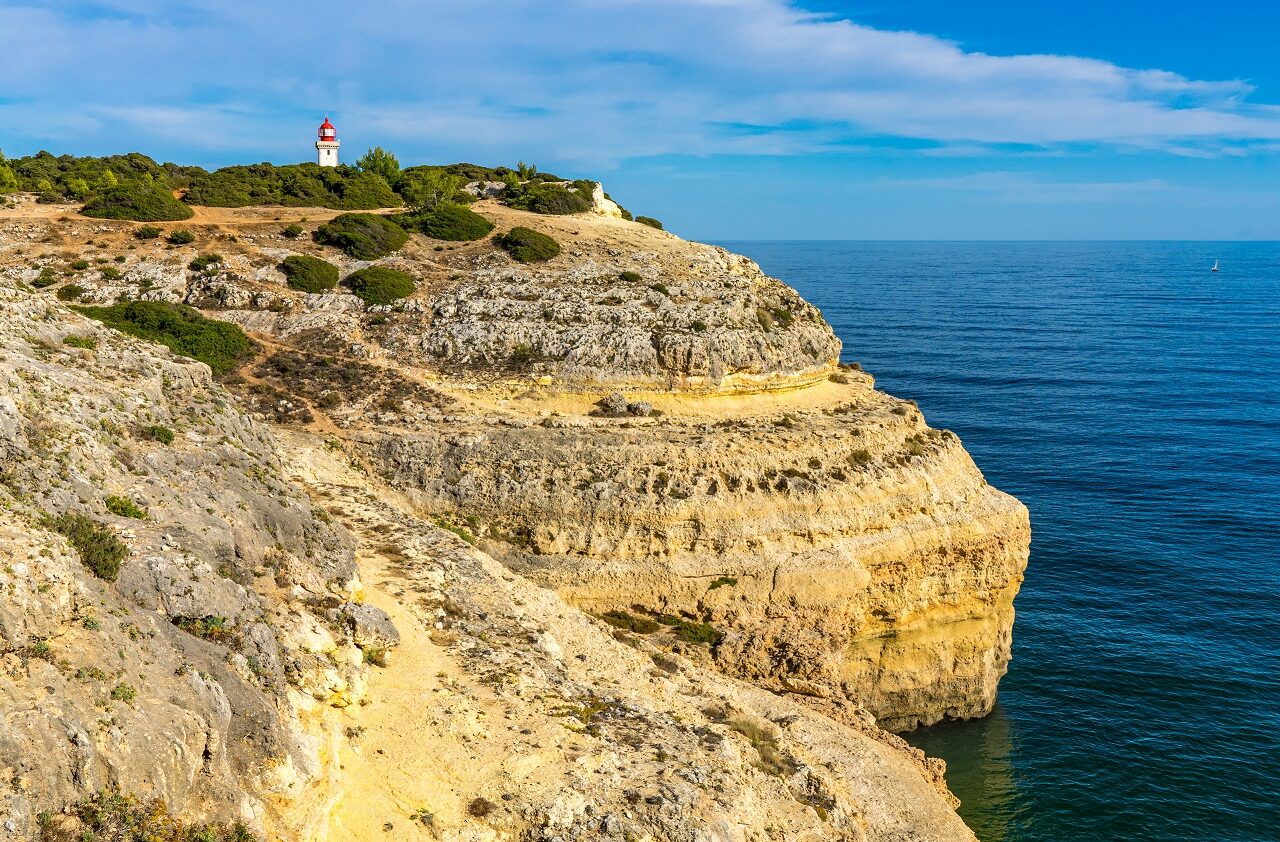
[166,229,196,245]
[25,639,53,661]
[650,283,669,296]
[100,266,122,280]
[83,616,102,631]
[691,320,707,333]
[110,683,137,703]
[363,646,389,667]
[188,253,223,272]
[495,226,560,263]
[134,225,162,240]
[32,268,58,288]
[599,610,660,634]
[143,424,175,444]
[51,513,127,582]
[466,798,497,818]
[104,495,147,520]
[63,334,97,350]
[620,270,642,283]
[279,254,339,293]
[70,259,90,271]
[281,223,303,238]
[56,283,86,301]
[345,266,416,305]
[708,576,738,590]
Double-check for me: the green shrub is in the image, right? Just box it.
[691,320,707,333]
[110,683,137,703]
[655,613,723,645]
[100,266,123,280]
[650,283,669,296]
[70,259,90,270]
[507,183,592,215]
[620,270,642,283]
[188,253,223,272]
[63,334,97,350]
[105,495,147,519]
[183,163,399,210]
[81,184,193,222]
[599,610,660,634]
[32,268,58,288]
[143,424,175,444]
[282,223,303,238]
[345,266,416,305]
[411,202,494,241]
[280,254,339,293]
[708,576,738,590]
[48,512,127,581]
[314,213,408,259]
[174,615,236,643]
[636,216,663,230]
[496,226,560,263]
[134,225,162,240]
[74,300,253,375]
[57,284,86,301]
[166,229,195,245]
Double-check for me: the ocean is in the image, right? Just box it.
[721,241,1280,842]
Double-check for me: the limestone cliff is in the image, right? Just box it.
[0,191,1029,839]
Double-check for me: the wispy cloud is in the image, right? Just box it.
[2,0,1280,166]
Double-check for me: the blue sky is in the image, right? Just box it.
[2,0,1279,239]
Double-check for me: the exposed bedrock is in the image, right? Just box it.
[361,376,1030,732]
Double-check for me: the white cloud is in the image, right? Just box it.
[2,0,1279,165]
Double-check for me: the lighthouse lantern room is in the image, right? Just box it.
[316,117,340,167]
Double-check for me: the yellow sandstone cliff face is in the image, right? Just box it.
[359,371,1030,732]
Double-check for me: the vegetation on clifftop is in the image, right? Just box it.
[279,254,339,293]
[81,184,193,222]
[74,300,253,375]
[345,266,416,305]
[313,213,409,259]
[496,226,561,262]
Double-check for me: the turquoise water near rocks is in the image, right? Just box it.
[722,241,1280,842]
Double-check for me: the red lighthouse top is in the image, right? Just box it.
[318,117,337,141]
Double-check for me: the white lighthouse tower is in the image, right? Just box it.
[316,116,340,167]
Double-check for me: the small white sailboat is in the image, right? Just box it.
[1211,259,1220,273]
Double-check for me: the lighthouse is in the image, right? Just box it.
[316,117,340,167]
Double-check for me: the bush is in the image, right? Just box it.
[188,253,223,272]
[636,216,663,230]
[166,229,195,245]
[81,183,193,221]
[496,226,560,263]
[32,268,58,288]
[74,300,253,376]
[282,223,303,238]
[620,270,642,283]
[345,267,416,305]
[280,254,339,293]
[105,495,147,520]
[183,162,400,210]
[143,424,174,444]
[507,183,592,215]
[57,284,86,301]
[313,213,408,259]
[411,203,494,241]
[110,683,137,703]
[70,259,90,270]
[48,513,127,581]
[63,334,97,350]
[134,225,162,240]
[101,266,123,280]
[600,610,660,634]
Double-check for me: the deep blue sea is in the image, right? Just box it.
[721,241,1280,842]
